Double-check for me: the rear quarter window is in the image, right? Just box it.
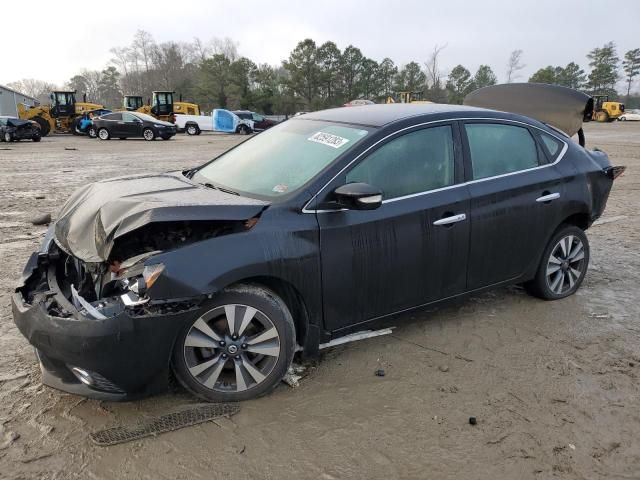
[538,132,564,161]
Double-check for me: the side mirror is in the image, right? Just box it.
[334,183,383,210]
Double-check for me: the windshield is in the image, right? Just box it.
[194,119,371,198]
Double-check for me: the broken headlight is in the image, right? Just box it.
[118,263,165,306]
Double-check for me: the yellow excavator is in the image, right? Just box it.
[385,91,432,104]
[591,95,624,122]
[17,91,105,136]
[121,92,200,121]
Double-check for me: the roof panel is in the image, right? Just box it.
[300,103,493,127]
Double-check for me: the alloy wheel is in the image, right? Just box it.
[143,129,154,141]
[183,304,281,393]
[545,235,586,295]
[98,129,109,140]
[187,125,197,135]
[4,132,11,142]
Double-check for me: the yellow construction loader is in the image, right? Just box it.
[592,95,625,122]
[122,92,200,121]
[17,91,104,136]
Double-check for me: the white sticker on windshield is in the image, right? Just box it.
[308,131,350,149]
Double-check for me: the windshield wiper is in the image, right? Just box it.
[202,183,240,196]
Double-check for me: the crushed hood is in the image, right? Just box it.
[54,171,268,262]
[464,83,593,137]
[7,118,35,129]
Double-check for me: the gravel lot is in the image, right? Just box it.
[0,123,639,479]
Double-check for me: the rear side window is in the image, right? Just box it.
[102,113,122,121]
[465,123,539,180]
[346,125,455,200]
[539,132,564,161]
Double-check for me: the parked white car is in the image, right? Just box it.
[618,109,640,121]
[175,109,254,135]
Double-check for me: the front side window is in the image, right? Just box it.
[346,125,455,200]
[252,113,264,122]
[194,119,371,198]
[465,123,539,180]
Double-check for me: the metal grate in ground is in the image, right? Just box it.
[89,403,240,446]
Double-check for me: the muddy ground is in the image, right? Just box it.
[0,123,638,479]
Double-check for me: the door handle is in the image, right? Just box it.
[433,213,467,226]
[536,192,560,203]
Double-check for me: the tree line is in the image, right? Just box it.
[7,33,640,114]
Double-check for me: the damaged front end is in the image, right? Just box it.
[12,172,268,400]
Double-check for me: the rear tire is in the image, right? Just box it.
[3,132,12,142]
[88,126,97,138]
[525,225,589,300]
[98,128,110,140]
[237,125,251,135]
[143,128,155,141]
[172,284,296,402]
[595,111,609,122]
[32,134,41,142]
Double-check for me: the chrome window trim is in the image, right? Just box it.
[301,117,569,213]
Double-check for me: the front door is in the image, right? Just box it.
[462,121,567,289]
[317,123,470,331]
[121,113,143,137]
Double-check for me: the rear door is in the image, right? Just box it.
[317,122,471,331]
[101,113,123,135]
[121,113,143,137]
[462,121,567,289]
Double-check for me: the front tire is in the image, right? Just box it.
[33,116,50,136]
[172,284,296,402]
[186,124,200,136]
[525,225,589,300]
[97,128,110,140]
[3,132,12,142]
[143,128,155,141]
[237,125,251,135]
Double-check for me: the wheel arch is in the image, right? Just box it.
[560,212,590,231]
[222,275,312,354]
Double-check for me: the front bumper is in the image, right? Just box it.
[12,254,198,401]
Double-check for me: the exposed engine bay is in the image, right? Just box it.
[21,219,255,320]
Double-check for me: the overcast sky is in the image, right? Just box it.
[3,0,640,87]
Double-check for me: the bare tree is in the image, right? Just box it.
[210,37,239,61]
[133,30,156,73]
[193,37,211,63]
[424,44,447,89]
[6,79,58,103]
[506,49,525,83]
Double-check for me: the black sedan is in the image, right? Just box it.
[12,85,623,402]
[93,111,176,141]
[0,116,41,142]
